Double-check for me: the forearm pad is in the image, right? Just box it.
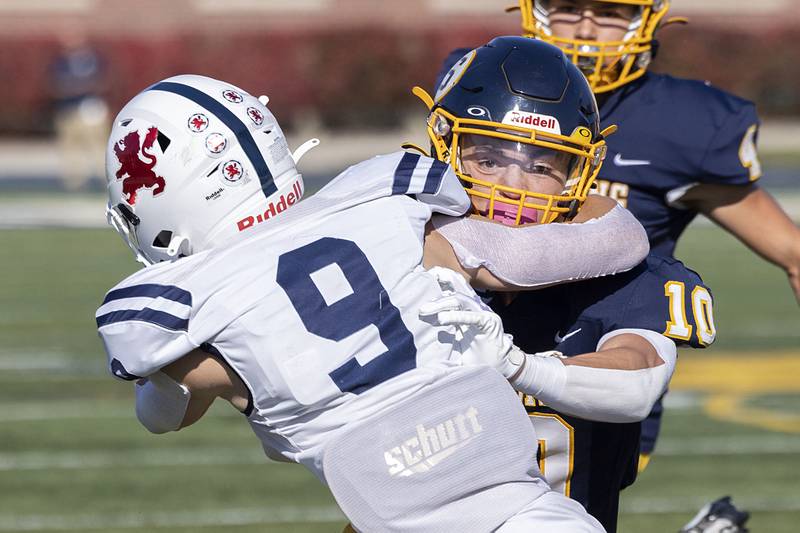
[432,203,649,287]
[510,329,677,423]
[135,370,191,434]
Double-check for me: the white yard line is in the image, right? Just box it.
[0,506,346,532]
[0,434,797,472]
[0,352,104,377]
[0,373,113,384]
[0,353,77,371]
[621,497,800,514]
[0,400,240,422]
[0,197,106,229]
[0,402,131,422]
[655,434,800,456]
[0,448,265,471]
[1,498,799,531]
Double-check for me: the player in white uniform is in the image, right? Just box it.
[97,74,606,532]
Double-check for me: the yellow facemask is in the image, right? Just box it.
[413,86,615,225]
[517,0,671,93]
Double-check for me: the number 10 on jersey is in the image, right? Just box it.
[664,281,716,346]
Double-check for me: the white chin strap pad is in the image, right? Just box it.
[432,203,649,287]
[135,371,191,434]
[511,328,677,423]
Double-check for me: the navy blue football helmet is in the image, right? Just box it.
[415,36,615,225]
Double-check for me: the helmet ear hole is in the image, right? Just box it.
[152,230,173,249]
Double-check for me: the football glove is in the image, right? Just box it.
[419,292,525,380]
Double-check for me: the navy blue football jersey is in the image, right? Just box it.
[490,255,714,533]
[435,46,748,461]
[435,49,762,258]
[596,71,761,257]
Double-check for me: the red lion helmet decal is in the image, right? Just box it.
[113,126,166,205]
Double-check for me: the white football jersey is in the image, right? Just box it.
[96,151,472,476]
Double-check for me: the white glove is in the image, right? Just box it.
[419,292,526,380]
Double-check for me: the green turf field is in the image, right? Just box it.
[1,223,798,532]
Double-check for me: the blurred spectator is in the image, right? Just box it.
[49,28,109,192]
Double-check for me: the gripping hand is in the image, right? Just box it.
[419,293,525,380]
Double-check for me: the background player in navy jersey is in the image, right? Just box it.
[419,36,714,533]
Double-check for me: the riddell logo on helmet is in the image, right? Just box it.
[502,111,561,135]
[236,180,303,231]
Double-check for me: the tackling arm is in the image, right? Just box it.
[424,195,649,291]
[679,183,800,304]
[572,194,621,222]
[136,348,249,433]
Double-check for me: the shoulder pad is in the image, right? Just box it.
[318,151,470,215]
[96,255,234,380]
[626,256,716,349]
[97,280,196,380]
[649,74,761,185]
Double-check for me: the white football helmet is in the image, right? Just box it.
[105,74,315,265]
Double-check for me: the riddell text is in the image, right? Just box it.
[236,180,303,231]
[507,112,558,130]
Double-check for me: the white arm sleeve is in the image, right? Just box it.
[432,202,649,287]
[510,328,677,423]
[135,371,191,434]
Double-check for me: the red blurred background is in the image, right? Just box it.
[0,0,798,136]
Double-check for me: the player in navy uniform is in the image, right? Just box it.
[424,256,711,533]
[491,256,712,532]
[419,36,714,532]
[435,4,799,528]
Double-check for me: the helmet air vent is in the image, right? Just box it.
[156,131,171,152]
[206,163,221,177]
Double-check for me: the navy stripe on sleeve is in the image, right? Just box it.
[422,159,448,194]
[102,284,192,306]
[392,152,421,195]
[96,308,189,331]
[148,81,278,198]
